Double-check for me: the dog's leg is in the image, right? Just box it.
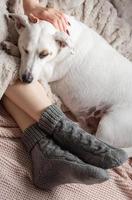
[1,41,20,57]
[95,108,132,158]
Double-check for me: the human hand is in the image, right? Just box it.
[25,4,70,33]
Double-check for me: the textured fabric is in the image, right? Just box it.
[109,0,132,26]
[21,123,108,190]
[22,123,45,153]
[71,0,132,61]
[0,134,132,199]
[46,0,85,11]
[39,105,65,134]
[38,105,127,170]
[0,0,19,99]
[0,104,132,199]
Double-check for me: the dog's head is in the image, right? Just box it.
[10,14,72,83]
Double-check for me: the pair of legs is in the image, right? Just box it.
[3,80,52,131]
[2,79,127,190]
[3,80,110,189]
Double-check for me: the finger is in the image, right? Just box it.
[55,14,68,32]
[57,20,64,32]
[50,15,64,32]
[57,16,67,32]
[60,18,70,35]
[29,13,39,23]
[36,10,47,20]
[51,20,60,31]
[58,12,69,25]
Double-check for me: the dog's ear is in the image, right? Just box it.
[54,32,74,53]
[8,14,29,34]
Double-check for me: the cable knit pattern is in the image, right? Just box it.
[38,105,127,170]
[21,123,109,190]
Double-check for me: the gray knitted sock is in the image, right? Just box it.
[38,105,128,169]
[21,123,108,191]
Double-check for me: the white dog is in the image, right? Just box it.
[3,14,132,157]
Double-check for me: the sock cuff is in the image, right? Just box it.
[39,104,65,135]
[21,123,44,153]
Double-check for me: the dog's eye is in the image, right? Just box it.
[39,50,49,59]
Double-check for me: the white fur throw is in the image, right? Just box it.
[0,0,132,100]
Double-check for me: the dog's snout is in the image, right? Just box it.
[22,73,33,83]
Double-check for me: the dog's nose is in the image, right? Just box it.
[22,73,33,83]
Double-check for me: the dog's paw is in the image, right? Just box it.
[1,41,20,57]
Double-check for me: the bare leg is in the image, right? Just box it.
[2,96,35,131]
[5,80,52,121]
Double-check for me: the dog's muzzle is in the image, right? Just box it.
[21,73,33,83]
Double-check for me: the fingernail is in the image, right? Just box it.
[68,21,71,26]
[66,30,70,35]
[34,18,38,23]
[29,14,38,23]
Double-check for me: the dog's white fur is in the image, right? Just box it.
[7,14,132,157]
